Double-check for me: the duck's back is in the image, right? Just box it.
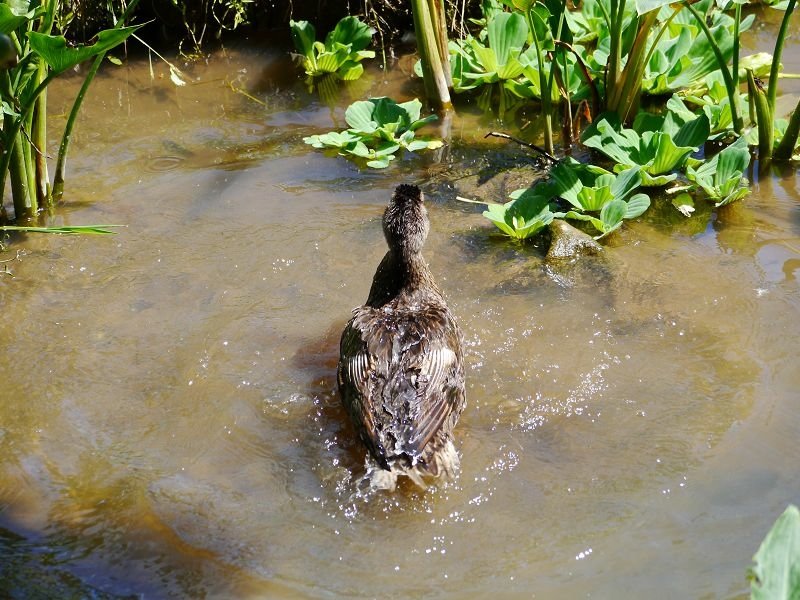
[338,290,465,475]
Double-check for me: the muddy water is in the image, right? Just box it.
[1,16,799,599]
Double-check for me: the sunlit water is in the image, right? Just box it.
[1,13,799,598]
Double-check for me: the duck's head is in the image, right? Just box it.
[383,184,429,255]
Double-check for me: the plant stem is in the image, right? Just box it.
[0,72,58,206]
[411,0,452,110]
[774,98,800,160]
[53,0,140,200]
[684,1,741,133]
[747,68,773,162]
[428,0,452,88]
[767,0,797,112]
[32,0,58,206]
[33,59,49,204]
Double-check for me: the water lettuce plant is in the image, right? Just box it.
[0,1,140,220]
[685,136,751,207]
[449,11,533,93]
[461,158,650,240]
[289,16,375,81]
[548,159,650,237]
[303,97,442,168]
[581,109,710,185]
[743,0,800,162]
[459,187,555,240]
[748,504,800,600]
[639,2,755,97]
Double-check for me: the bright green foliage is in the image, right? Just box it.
[466,158,651,240]
[0,2,140,220]
[461,188,555,240]
[548,158,650,237]
[450,12,534,91]
[289,16,375,80]
[685,136,751,206]
[639,0,754,97]
[303,97,442,168]
[28,27,139,74]
[581,109,710,185]
[748,505,800,600]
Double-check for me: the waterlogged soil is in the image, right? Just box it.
[1,12,799,599]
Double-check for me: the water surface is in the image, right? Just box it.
[1,17,799,599]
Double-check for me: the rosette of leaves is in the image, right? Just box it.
[684,136,751,207]
[548,159,651,237]
[639,0,756,97]
[289,16,375,81]
[581,109,710,186]
[303,97,442,168]
[449,11,535,93]
[459,185,555,240]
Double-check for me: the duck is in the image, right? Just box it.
[338,184,466,491]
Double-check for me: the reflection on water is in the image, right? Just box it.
[1,24,800,599]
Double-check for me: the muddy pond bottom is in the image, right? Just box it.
[1,36,800,599]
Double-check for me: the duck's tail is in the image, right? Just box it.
[361,438,460,492]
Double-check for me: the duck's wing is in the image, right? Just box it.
[338,306,465,468]
[338,308,392,469]
[401,311,465,459]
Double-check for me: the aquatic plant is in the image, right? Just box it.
[741,0,800,162]
[1,225,123,235]
[459,187,555,240]
[303,97,443,168]
[639,2,755,98]
[684,136,751,207]
[0,1,140,220]
[289,16,375,81]
[548,159,650,237]
[450,11,533,93]
[411,0,453,109]
[748,504,800,599]
[581,109,710,186]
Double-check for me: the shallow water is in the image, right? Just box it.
[1,15,799,599]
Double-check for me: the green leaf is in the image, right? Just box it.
[289,20,316,60]
[749,505,800,600]
[624,193,651,218]
[488,11,528,67]
[326,16,374,52]
[600,199,626,230]
[1,225,124,235]
[345,99,379,133]
[28,26,140,74]
[635,0,675,15]
[0,4,30,34]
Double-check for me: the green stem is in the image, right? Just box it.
[774,97,800,160]
[529,10,553,155]
[52,0,140,199]
[767,0,797,112]
[32,0,58,206]
[428,0,452,88]
[747,68,773,162]
[683,1,741,133]
[410,0,452,110]
[0,72,58,205]
[5,113,32,219]
[33,59,49,204]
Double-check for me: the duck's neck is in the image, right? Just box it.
[366,249,439,308]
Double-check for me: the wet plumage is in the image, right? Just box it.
[338,184,466,490]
